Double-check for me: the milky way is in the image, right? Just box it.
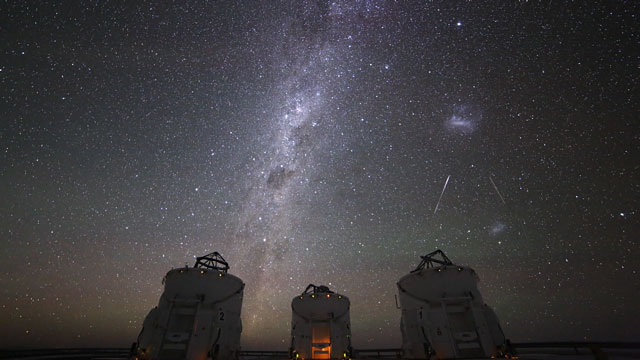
[1,0,638,349]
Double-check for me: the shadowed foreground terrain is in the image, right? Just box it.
[2,343,640,360]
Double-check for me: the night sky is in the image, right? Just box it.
[1,0,638,350]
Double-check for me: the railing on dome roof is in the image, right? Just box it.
[303,284,334,295]
[411,249,453,273]
[193,251,229,273]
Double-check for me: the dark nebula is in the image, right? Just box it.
[267,167,295,190]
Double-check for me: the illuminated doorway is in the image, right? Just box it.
[312,325,331,359]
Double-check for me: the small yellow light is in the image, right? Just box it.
[311,294,316,298]
[218,273,223,277]
[326,294,331,298]
[338,295,342,299]
[200,270,205,274]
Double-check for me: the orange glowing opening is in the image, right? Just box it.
[312,325,331,359]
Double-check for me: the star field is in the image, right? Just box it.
[1,0,638,349]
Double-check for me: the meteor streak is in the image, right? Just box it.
[433,175,451,215]
[489,175,506,205]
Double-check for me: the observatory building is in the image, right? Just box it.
[396,250,507,359]
[290,284,352,360]
[132,252,244,360]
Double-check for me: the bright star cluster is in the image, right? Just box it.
[1,0,638,349]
